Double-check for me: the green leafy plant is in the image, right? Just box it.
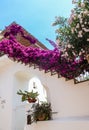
[27,102,53,124]
[33,102,52,121]
[53,0,89,55]
[17,89,39,103]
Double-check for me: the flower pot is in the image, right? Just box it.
[28,98,37,103]
[37,114,46,121]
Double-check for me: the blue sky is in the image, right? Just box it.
[0,0,73,49]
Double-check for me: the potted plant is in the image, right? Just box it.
[26,102,58,124]
[33,102,52,121]
[17,89,39,103]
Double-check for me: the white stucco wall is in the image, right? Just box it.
[0,55,89,130]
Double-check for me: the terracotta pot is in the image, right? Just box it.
[28,98,37,103]
[37,114,46,121]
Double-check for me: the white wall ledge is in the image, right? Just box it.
[24,117,89,130]
[53,116,89,122]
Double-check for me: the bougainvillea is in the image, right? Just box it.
[4,23,37,44]
[0,36,83,79]
[0,22,87,79]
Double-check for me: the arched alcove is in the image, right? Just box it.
[28,77,48,103]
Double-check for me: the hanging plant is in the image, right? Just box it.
[17,89,39,103]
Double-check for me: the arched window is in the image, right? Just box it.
[28,77,47,103]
